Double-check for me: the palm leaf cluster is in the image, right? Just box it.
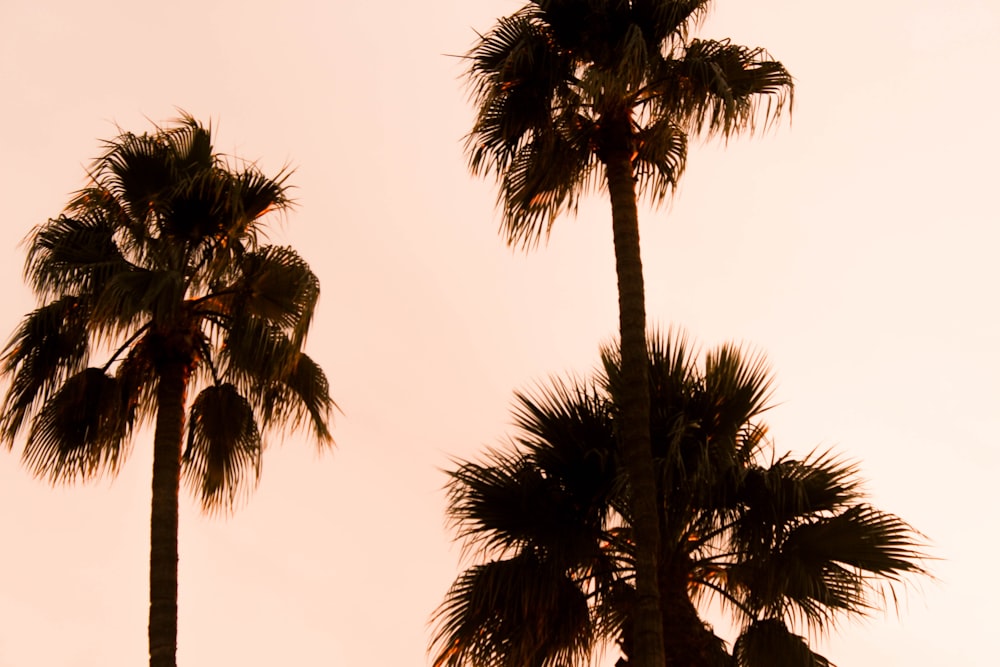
[432,330,926,667]
[466,0,793,248]
[0,114,334,511]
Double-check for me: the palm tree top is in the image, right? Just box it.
[1,113,334,512]
[464,0,793,248]
[432,328,929,667]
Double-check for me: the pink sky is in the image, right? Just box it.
[1,1,997,665]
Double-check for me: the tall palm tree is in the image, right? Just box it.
[431,329,927,667]
[0,115,334,667]
[465,4,792,664]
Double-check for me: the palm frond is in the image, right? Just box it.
[164,163,287,248]
[162,112,215,174]
[603,326,698,410]
[257,352,335,444]
[468,8,568,124]
[25,211,132,300]
[431,553,593,667]
[644,324,697,382]
[633,116,687,203]
[222,314,300,383]
[466,6,601,250]
[496,122,596,249]
[161,167,237,242]
[734,502,927,628]
[94,130,175,222]
[90,268,185,339]
[655,38,793,137]
[233,166,291,225]
[732,619,831,667]
[512,378,613,460]
[786,505,927,580]
[748,451,863,519]
[447,441,613,569]
[21,368,132,482]
[183,383,262,513]
[0,297,90,442]
[631,0,712,46]
[219,245,320,347]
[446,449,550,557]
[221,320,336,444]
[512,379,621,535]
[704,341,774,417]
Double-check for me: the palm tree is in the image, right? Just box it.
[0,115,334,667]
[464,4,793,663]
[431,329,927,667]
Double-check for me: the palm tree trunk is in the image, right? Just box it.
[660,558,728,667]
[148,361,188,667]
[605,149,666,667]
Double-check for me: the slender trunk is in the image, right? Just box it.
[149,361,188,667]
[605,149,666,667]
[660,557,729,667]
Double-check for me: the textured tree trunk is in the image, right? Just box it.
[605,149,666,667]
[660,557,729,667]
[148,361,188,667]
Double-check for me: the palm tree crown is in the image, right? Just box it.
[432,330,927,667]
[467,0,792,246]
[0,114,334,667]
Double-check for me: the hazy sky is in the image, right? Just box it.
[1,1,997,665]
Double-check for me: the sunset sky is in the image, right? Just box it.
[1,1,997,665]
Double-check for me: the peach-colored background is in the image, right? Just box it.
[1,1,995,665]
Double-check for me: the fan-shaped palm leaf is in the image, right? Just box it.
[25,211,132,298]
[432,553,594,667]
[257,352,334,443]
[1,296,90,440]
[221,245,320,345]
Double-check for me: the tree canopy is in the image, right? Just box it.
[433,329,927,667]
